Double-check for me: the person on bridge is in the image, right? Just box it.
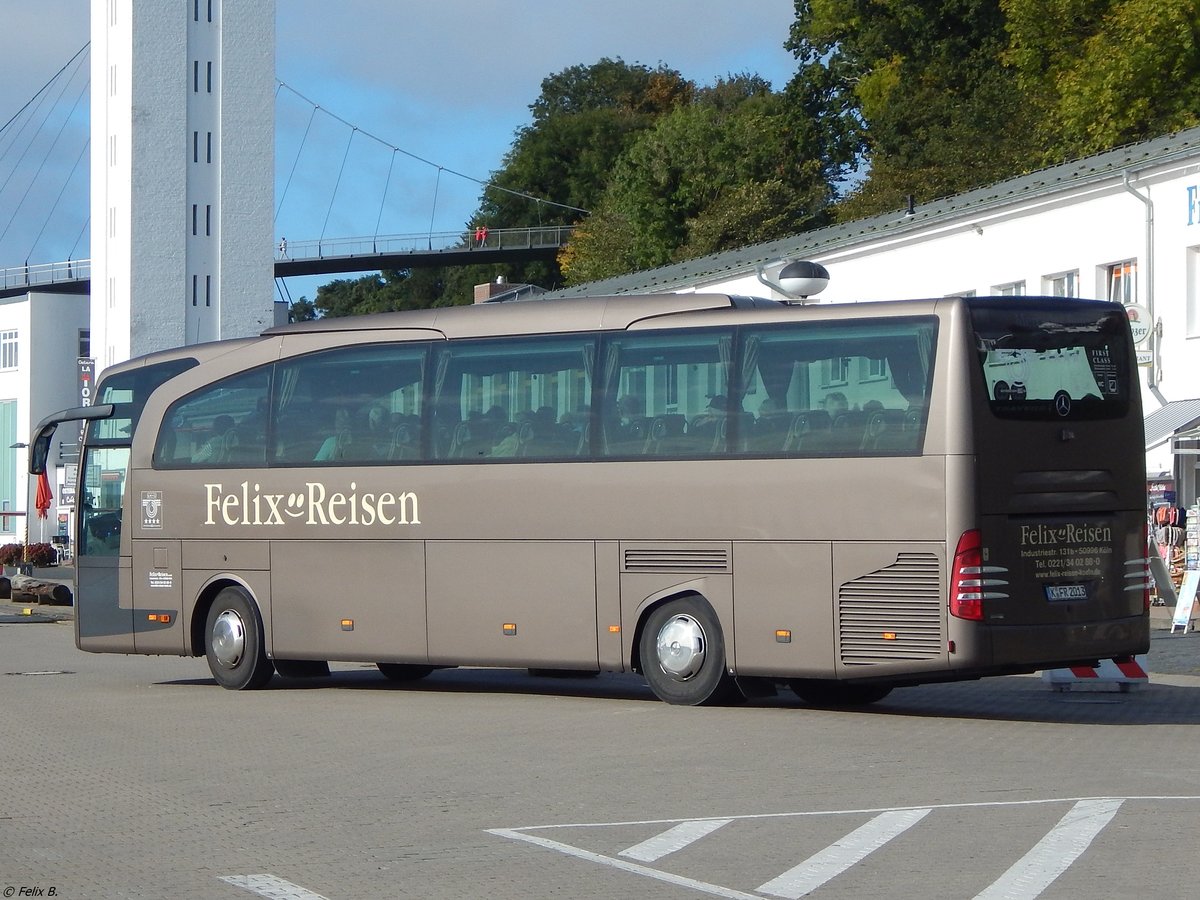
[476,225,489,247]
[278,237,288,258]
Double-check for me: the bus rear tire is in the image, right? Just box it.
[204,586,274,691]
[376,663,435,682]
[789,680,892,707]
[640,596,740,706]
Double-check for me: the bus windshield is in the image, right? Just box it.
[969,299,1133,420]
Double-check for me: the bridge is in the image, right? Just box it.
[0,224,573,299]
[274,225,573,277]
[1,45,585,299]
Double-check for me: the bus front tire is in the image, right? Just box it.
[204,586,274,691]
[789,680,893,707]
[640,596,740,706]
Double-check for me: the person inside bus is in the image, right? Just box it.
[616,394,643,426]
[365,403,391,457]
[822,391,849,418]
[314,408,352,461]
[194,415,235,463]
[690,394,727,435]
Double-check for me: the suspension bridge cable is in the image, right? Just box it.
[427,167,442,249]
[374,148,397,242]
[275,103,318,223]
[0,54,91,246]
[0,41,90,138]
[26,136,90,261]
[276,80,590,216]
[68,215,89,261]
[0,44,88,196]
[320,126,357,241]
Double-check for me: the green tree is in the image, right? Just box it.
[315,58,692,314]
[288,296,317,322]
[786,0,1038,220]
[471,59,693,293]
[1004,0,1200,158]
[314,268,445,317]
[561,76,845,283]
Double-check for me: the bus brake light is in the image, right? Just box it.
[950,530,985,621]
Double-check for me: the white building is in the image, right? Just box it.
[0,290,90,547]
[89,0,275,370]
[555,126,1200,507]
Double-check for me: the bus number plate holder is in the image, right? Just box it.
[1045,584,1088,601]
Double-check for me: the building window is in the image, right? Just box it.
[78,329,90,358]
[0,332,18,370]
[1106,260,1136,304]
[993,281,1025,296]
[1046,271,1079,298]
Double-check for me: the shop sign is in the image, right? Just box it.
[1124,304,1151,345]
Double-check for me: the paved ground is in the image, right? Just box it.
[2,602,1200,899]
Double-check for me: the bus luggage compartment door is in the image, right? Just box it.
[426,540,597,668]
[271,539,428,663]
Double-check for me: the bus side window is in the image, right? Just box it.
[154,369,269,468]
[273,343,427,466]
[745,318,936,458]
[430,336,594,463]
[599,330,732,459]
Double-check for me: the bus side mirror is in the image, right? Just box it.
[30,427,55,475]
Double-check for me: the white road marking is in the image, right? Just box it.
[490,797,1200,899]
[619,818,733,862]
[219,873,331,900]
[756,807,932,899]
[972,798,1124,900]
[487,828,764,900]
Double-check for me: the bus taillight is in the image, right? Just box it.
[950,530,985,621]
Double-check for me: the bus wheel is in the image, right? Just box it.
[204,587,274,691]
[640,597,739,706]
[376,663,435,682]
[789,680,892,707]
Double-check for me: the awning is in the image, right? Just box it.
[1144,398,1200,451]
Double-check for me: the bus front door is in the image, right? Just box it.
[75,446,135,653]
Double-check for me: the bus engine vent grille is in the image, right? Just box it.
[838,552,942,665]
[623,548,730,573]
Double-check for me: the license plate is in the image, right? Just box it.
[1045,584,1088,601]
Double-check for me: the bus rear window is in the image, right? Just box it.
[968,299,1133,420]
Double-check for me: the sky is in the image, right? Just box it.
[0,0,800,299]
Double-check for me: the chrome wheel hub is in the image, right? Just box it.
[211,609,247,669]
[656,614,706,681]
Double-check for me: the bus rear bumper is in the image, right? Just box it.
[987,614,1150,670]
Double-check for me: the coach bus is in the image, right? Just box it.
[30,293,1149,705]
